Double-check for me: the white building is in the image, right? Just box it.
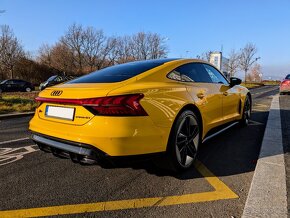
[209,51,229,78]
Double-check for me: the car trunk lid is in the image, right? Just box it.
[36,82,127,125]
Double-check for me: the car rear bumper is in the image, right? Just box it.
[31,134,96,156]
[29,113,170,156]
[280,86,290,93]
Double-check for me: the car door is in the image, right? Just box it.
[172,63,223,130]
[4,80,15,91]
[13,80,24,91]
[202,64,241,121]
[14,80,24,91]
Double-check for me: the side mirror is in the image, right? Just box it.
[230,77,242,87]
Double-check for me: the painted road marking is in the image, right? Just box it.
[0,137,30,145]
[0,145,39,166]
[248,120,264,126]
[0,160,238,217]
[252,103,269,112]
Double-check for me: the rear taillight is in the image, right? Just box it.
[35,94,148,116]
[281,80,290,86]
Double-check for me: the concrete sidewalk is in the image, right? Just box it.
[242,95,287,217]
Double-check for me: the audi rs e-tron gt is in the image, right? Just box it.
[29,59,251,171]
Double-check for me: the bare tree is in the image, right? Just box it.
[224,49,240,77]
[96,36,118,69]
[105,37,119,66]
[149,33,168,59]
[60,24,121,73]
[197,51,211,62]
[248,63,262,82]
[37,42,75,74]
[131,32,148,60]
[113,36,135,64]
[239,43,260,83]
[0,25,25,79]
[37,43,53,67]
[130,32,168,60]
[61,23,85,73]
[50,42,75,74]
[36,25,170,75]
[82,27,106,71]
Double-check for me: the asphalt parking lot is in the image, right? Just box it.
[0,85,282,217]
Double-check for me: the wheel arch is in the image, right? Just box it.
[178,104,203,131]
[166,103,203,152]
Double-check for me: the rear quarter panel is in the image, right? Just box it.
[108,81,192,128]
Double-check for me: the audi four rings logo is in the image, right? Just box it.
[51,90,63,96]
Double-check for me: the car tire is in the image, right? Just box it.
[240,95,251,126]
[25,87,32,92]
[166,110,201,172]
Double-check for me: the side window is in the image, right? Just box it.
[167,63,212,83]
[178,64,196,82]
[167,70,181,81]
[15,80,24,85]
[6,80,14,84]
[203,64,229,84]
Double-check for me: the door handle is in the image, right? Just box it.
[223,92,228,96]
[197,93,205,99]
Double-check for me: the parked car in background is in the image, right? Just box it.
[39,75,76,91]
[280,74,290,95]
[0,79,35,92]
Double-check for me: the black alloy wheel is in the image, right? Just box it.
[167,110,201,171]
[240,95,251,126]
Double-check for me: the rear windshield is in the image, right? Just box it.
[67,59,177,83]
[47,75,57,82]
[286,74,290,79]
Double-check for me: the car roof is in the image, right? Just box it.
[126,58,180,65]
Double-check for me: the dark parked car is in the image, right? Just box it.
[39,75,75,91]
[0,79,35,92]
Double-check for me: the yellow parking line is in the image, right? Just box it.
[0,160,238,217]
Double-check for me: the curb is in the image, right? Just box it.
[0,111,35,120]
[242,95,287,217]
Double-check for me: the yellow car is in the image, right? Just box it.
[29,59,251,171]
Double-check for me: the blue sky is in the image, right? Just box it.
[1,0,290,79]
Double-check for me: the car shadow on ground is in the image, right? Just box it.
[89,109,273,180]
